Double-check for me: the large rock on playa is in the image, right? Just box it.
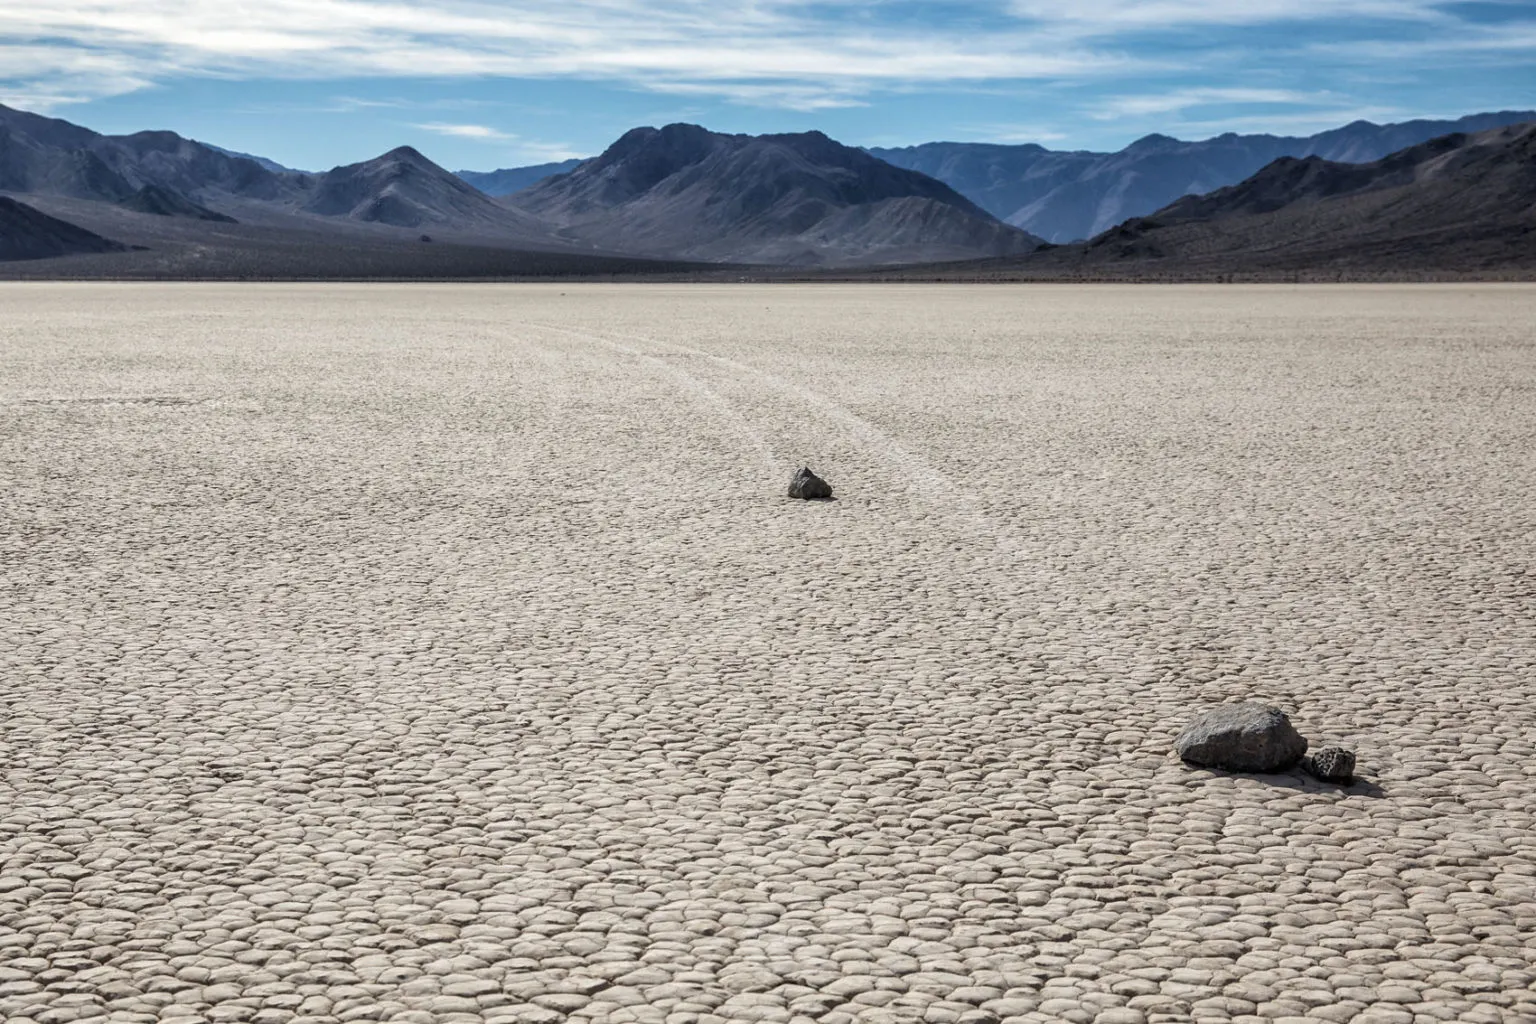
[788,467,833,500]
[1175,703,1308,772]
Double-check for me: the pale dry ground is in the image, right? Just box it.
[1,283,1534,1024]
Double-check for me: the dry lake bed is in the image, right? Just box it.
[1,283,1534,1024]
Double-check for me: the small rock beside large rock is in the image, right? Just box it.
[788,467,833,500]
[1175,703,1308,772]
[1303,747,1356,783]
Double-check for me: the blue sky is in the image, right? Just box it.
[2,1,1533,172]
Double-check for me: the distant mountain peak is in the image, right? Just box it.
[379,145,431,164]
[1127,132,1180,151]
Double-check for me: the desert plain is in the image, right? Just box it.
[1,282,1533,1024]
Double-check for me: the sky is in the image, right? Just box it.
[2,1,1533,172]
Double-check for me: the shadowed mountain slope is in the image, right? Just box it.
[457,159,584,197]
[0,196,127,261]
[120,184,238,222]
[869,110,1536,242]
[0,190,727,279]
[511,124,1040,265]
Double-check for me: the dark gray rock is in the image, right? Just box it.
[1175,703,1308,773]
[1303,747,1356,783]
[788,467,833,500]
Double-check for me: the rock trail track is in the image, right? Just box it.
[1,283,1534,1024]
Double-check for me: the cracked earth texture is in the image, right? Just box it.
[1,283,1534,1024]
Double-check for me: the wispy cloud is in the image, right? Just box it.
[646,81,870,113]
[406,121,583,163]
[0,0,1145,113]
[0,0,1527,130]
[957,123,1071,144]
[1093,87,1331,120]
[1156,106,1414,139]
[0,41,156,111]
[1307,20,1536,61]
[509,141,585,162]
[412,121,516,141]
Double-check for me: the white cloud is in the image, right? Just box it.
[509,141,584,162]
[408,120,582,162]
[412,121,516,140]
[1093,88,1331,120]
[0,42,157,110]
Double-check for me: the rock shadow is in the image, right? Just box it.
[1181,761,1386,798]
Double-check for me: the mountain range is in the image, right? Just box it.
[456,111,1536,245]
[0,103,1034,268]
[865,111,1536,242]
[1,99,1533,277]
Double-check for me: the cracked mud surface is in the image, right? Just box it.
[2,283,1534,1024]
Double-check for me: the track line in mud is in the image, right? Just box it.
[522,318,1037,561]
[519,320,779,475]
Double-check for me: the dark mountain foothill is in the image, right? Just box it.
[0,197,127,261]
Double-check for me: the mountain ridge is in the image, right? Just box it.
[0,102,302,207]
[4,100,1533,276]
[509,122,1041,265]
[867,110,1536,241]
[967,120,1536,277]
